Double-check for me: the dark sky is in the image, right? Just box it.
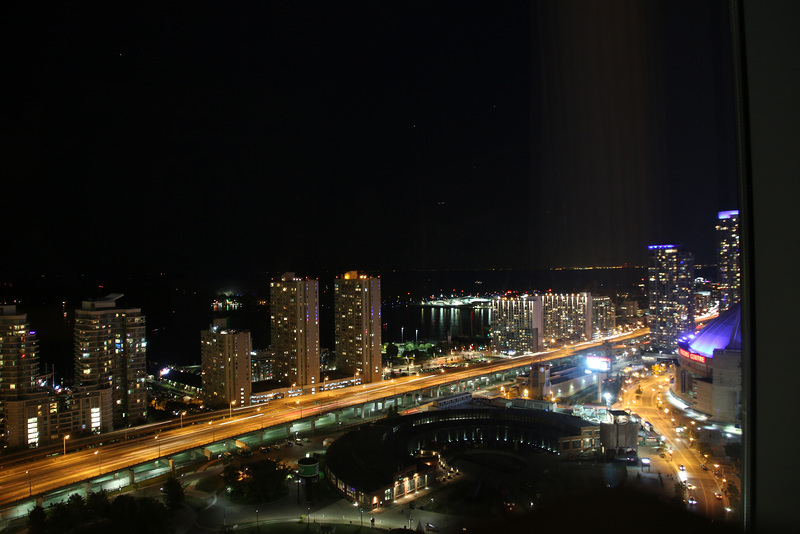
[6,1,737,279]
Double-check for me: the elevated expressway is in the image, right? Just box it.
[0,329,648,514]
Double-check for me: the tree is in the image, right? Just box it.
[696,441,714,458]
[86,489,110,518]
[671,481,687,506]
[222,464,240,487]
[386,343,399,359]
[66,493,87,523]
[236,459,290,503]
[726,481,741,512]
[27,505,47,534]
[162,475,185,509]
[725,441,742,462]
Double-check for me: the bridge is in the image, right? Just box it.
[0,329,649,519]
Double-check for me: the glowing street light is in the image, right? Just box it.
[63,434,70,456]
[180,411,187,428]
[230,400,236,418]
[155,435,161,457]
[94,450,101,476]
[26,470,32,496]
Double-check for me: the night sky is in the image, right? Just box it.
[7,1,738,279]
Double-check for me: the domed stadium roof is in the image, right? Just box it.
[679,303,741,358]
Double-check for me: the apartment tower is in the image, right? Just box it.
[648,245,695,353]
[201,318,252,407]
[717,210,741,311]
[0,305,40,447]
[270,273,320,388]
[491,295,544,354]
[334,271,381,383]
[74,294,146,429]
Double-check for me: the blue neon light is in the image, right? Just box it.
[718,210,739,219]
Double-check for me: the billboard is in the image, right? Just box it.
[586,356,611,371]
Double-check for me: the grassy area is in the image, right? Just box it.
[234,523,391,534]
[195,473,225,494]
[419,452,629,517]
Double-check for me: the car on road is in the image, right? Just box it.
[700,464,708,470]
[679,464,686,471]
[687,497,697,505]
[715,493,723,500]
[259,446,271,454]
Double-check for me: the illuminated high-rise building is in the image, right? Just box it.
[74,294,147,429]
[201,318,252,407]
[542,292,593,344]
[491,295,544,354]
[0,305,40,447]
[270,273,320,388]
[334,271,381,383]
[648,245,695,353]
[717,210,741,311]
[591,295,616,338]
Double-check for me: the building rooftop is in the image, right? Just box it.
[680,303,741,358]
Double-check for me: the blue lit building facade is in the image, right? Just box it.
[648,245,695,353]
[673,303,741,423]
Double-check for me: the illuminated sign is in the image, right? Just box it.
[679,348,706,364]
[718,210,739,219]
[586,356,611,371]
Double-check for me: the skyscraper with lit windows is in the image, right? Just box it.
[201,318,252,408]
[270,273,320,388]
[648,245,695,353]
[334,271,381,383]
[0,305,40,447]
[73,294,147,429]
[591,295,616,338]
[542,292,593,344]
[491,295,544,354]
[717,210,741,311]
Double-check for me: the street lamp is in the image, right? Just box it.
[255,509,259,531]
[230,400,236,418]
[180,411,186,428]
[155,435,161,457]
[26,470,31,496]
[63,434,70,456]
[95,450,101,476]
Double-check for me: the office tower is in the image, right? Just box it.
[542,292,593,344]
[201,318,252,407]
[491,295,544,354]
[74,294,147,429]
[270,273,320,388]
[0,305,40,447]
[717,210,741,311]
[648,245,695,353]
[334,271,381,383]
[591,296,616,338]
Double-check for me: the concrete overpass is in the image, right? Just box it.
[0,330,649,519]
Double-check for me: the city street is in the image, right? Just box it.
[616,370,731,522]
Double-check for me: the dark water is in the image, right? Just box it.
[4,266,716,381]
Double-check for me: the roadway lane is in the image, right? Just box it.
[618,372,727,522]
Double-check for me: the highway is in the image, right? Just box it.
[617,371,729,522]
[0,329,648,510]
